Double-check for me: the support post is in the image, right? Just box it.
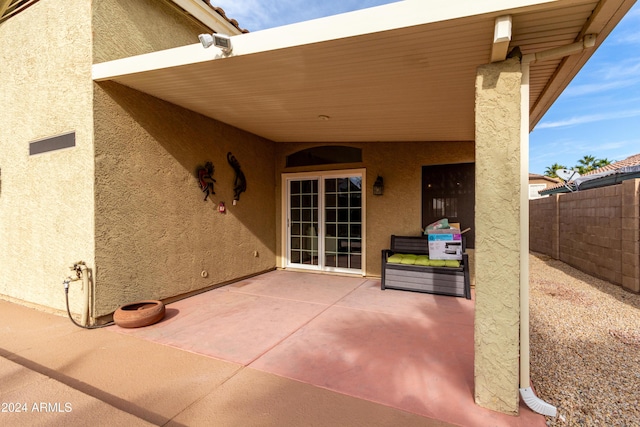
[474,57,522,414]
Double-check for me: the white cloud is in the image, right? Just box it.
[564,78,639,97]
[210,0,398,31]
[537,109,640,129]
[212,0,280,31]
[597,140,634,151]
[609,4,640,45]
[616,32,640,44]
[563,58,640,97]
[600,59,640,80]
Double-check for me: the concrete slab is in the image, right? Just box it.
[0,355,49,396]
[250,305,471,420]
[112,290,330,365]
[167,367,454,427]
[336,279,474,325]
[8,327,241,425]
[227,270,368,304]
[1,271,546,426]
[0,301,76,354]
[0,357,153,427]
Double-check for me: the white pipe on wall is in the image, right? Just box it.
[79,263,90,327]
[519,59,556,417]
[515,35,596,417]
[520,55,531,391]
[522,34,596,64]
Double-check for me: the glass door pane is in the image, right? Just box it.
[324,177,362,271]
[289,179,319,267]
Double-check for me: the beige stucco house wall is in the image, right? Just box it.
[92,82,277,317]
[274,141,475,277]
[0,0,276,319]
[0,0,95,314]
[90,0,277,318]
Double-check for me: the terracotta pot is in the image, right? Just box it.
[113,300,165,328]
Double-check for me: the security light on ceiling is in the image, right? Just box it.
[198,33,232,54]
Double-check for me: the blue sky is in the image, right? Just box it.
[529,4,640,174]
[214,0,640,175]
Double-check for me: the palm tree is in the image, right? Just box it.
[544,163,567,178]
[594,158,611,169]
[576,155,597,174]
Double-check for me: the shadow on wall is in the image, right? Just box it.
[94,81,277,249]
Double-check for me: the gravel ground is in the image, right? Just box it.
[529,252,640,426]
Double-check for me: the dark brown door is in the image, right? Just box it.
[422,163,475,248]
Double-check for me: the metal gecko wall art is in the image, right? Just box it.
[227,152,246,201]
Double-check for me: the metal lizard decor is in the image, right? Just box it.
[227,152,246,201]
[196,161,216,201]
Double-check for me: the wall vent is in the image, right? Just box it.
[29,131,75,155]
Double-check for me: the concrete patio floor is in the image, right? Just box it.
[1,270,546,426]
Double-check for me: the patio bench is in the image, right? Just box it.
[381,235,471,299]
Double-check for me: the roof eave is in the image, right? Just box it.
[169,0,244,35]
[529,0,637,130]
[540,171,640,195]
[94,0,562,81]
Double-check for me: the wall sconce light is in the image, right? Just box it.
[198,33,233,54]
[373,176,384,195]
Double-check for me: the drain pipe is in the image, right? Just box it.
[78,262,90,326]
[521,34,596,64]
[520,54,557,418]
[518,34,595,417]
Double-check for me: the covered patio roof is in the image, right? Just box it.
[0,0,39,24]
[92,0,634,143]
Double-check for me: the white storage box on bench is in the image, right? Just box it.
[381,235,471,299]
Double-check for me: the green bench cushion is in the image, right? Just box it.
[387,253,460,268]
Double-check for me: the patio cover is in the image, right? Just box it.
[92,0,634,144]
[0,0,39,24]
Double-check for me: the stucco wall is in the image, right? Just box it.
[473,58,522,414]
[90,0,275,317]
[274,141,475,276]
[0,0,95,313]
[92,0,209,63]
[93,82,276,317]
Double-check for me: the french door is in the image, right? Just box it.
[285,170,364,274]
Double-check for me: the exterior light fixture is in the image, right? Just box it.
[317,115,330,121]
[373,176,384,195]
[198,33,233,54]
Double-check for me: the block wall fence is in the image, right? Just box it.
[529,178,640,292]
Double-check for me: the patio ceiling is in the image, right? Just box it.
[0,0,39,24]
[92,0,634,143]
